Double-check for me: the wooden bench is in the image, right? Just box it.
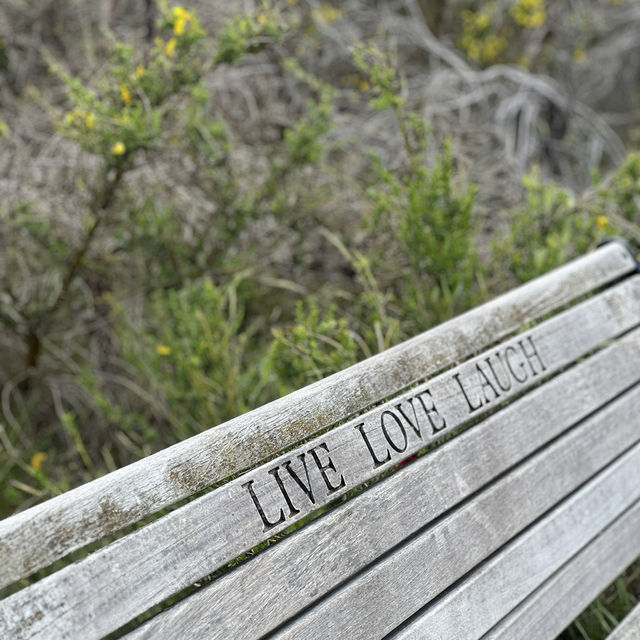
[1,240,640,639]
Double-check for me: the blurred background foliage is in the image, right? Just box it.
[1,1,640,635]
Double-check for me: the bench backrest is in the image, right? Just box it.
[1,241,639,639]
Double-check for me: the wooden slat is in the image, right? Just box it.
[484,504,640,640]
[124,331,640,640]
[610,602,640,640]
[0,243,634,589]
[269,390,640,640]
[3,280,640,640]
[389,446,640,640]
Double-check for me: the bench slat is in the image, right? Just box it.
[270,395,640,640]
[389,446,640,640]
[124,330,640,640]
[484,502,640,640]
[610,602,640,640]
[3,277,640,640]
[0,243,634,590]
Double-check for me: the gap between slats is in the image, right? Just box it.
[0,243,634,591]
[482,501,640,640]
[386,442,640,640]
[123,334,640,640]
[2,277,640,640]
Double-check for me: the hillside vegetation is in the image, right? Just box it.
[1,2,639,635]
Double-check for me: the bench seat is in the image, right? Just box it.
[1,241,639,639]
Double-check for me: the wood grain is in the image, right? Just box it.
[0,243,634,590]
[127,351,640,640]
[390,445,640,640]
[609,602,640,640]
[272,400,640,640]
[484,502,640,640]
[3,278,640,640]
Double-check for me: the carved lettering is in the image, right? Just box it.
[246,442,347,530]
[454,335,547,413]
[476,361,500,403]
[355,422,391,468]
[270,466,300,518]
[395,400,422,440]
[505,345,528,383]
[283,454,315,505]
[519,335,546,376]
[308,443,346,494]
[453,372,482,413]
[486,353,512,392]
[242,479,286,532]
[381,410,408,453]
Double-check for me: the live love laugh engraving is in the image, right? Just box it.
[243,335,546,531]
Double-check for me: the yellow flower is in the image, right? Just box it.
[596,215,609,230]
[31,452,48,471]
[111,141,126,156]
[358,79,370,91]
[174,17,187,35]
[173,6,192,22]
[573,48,587,63]
[134,65,146,80]
[257,13,267,25]
[85,113,95,130]
[474,12,491,31]
[120,84,132,104]
[312,6,343,24]
[165,37,177,58]
[156,344,172,356]
[517,55,531,69]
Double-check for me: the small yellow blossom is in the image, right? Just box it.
[165,37,177,58]
[474,12,491,31]
[596,215,609,230]
[511,0,546,28]
[257,13,267,25]
[312,5,343,24]
[156,344,172,356]
[31,452,48,471]
[120,84,132,104]
[174,17,187,35]
[111,141,126,156]
[134,65,146,80]
[517,55,531,69]
[85,113,95,130]
[173,6,192,21]
[573,48,587,63]
[358,79,370,91]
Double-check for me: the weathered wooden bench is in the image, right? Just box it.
[1,240,640,639]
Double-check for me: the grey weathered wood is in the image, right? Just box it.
[390,453,640,640]
[124,330,640,640]
[484,502,640,640]
[3,279,640,640]
[0,243,634,589]
[610,602,640,640]
[272,399,640,640]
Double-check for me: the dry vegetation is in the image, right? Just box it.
[1,1,640,636]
